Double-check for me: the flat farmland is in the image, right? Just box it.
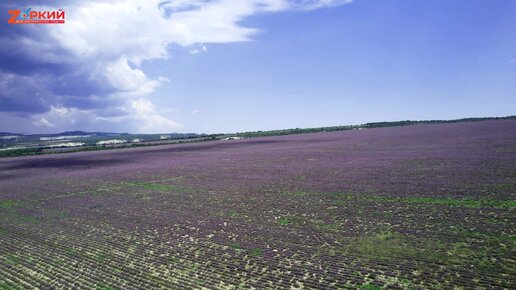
[0,120,515,289]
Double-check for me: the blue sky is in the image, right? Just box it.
[0,0,515,134]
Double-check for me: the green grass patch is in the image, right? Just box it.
[20,215,39,223]
[2,254,19,265]
[342,229,511,273]
[451,228,516,243]
[0,200,39,223]
[445,242,503,272]
[249,248,263,257]
[229,243,243,250]
[277,217,291,226]
[168,256,180,264]
[311,219,341,232]
[332,200,347,206]
[361,284,381,290]
[92,252,109,263]
[287,189,515,209]
[398,196,516,209]
[284,191,310,197]
[227,210,250,220]
[0,281,14,290]
[343,231,445,262]
[125,181,193,192]
[43,209,67,219]
[0,200,22,210]
[65,248,79,256]
[325,191,516,209]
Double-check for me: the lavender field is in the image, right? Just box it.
[0,120,515,289]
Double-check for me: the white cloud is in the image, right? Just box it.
[130,99,183,133]
[29,101,181,133]
[51,106,72,118]
[103,57,163,97]
[47,0,351,64]
[131,99,155,115]
[14,0,352,132]
[33,106,96,130]
[33,117,55,128]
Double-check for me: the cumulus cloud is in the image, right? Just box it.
[103,58,165,97]
[130,99,182,133]
[93,99,183,133]
[0,0,351,133]
[33,117,54,128]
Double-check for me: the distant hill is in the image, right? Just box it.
[0,131,199,138]
[52,131,107,136]
[1,115,514,158]
[230,115,516,138]
[40,131,130,138]
[1,116,515,138]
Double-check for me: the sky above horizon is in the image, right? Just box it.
[0,0,515,134]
